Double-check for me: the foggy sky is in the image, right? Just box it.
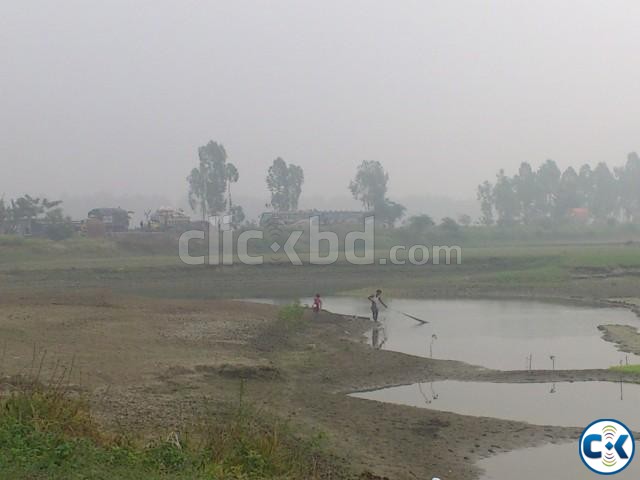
[2,0,640,211]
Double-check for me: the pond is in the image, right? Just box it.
[478,442,640,479]
[351,380,640,430]
[312,297,640,370]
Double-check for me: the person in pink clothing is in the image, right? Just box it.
[312,294,323,314]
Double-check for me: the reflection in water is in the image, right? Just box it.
[351,381,640,430]
[417,382,439,405]
[371,324,388,350]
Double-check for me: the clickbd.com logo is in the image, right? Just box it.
[178,215,462,266]
[579,419,635,475]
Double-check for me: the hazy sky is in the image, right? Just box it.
[2,0,640,207]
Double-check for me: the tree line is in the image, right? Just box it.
[187,140,407,226]
[477,153,640,226]
[0,195,74,239]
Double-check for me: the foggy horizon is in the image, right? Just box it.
[3,1,640,211]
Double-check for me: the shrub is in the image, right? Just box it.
[45,222,75,241]
[277,301,305,324]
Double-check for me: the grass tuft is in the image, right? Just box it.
[609,364,640,374]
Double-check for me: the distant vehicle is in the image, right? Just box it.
[149,207,191,231]
[259,210,369,227]
[87,208,131,232]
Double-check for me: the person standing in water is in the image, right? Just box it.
[368,289,387,322]
[312,293,323,314]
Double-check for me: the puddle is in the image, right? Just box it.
[243,297,640,369]
[351,380,640,430]
[478,442,640,479]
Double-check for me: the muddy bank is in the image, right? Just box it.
[599,324,640,357]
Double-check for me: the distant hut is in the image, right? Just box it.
[87,208,130,233]
[569,208,590,224]
[149,207,191,231]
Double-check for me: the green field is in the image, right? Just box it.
[2,233,639,301]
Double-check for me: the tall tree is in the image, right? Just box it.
[591,162,618,221]
[554,166,580,220]
[287,164,304,211]
[577,164,593,210]
[266,158,305,212]
[616,152,640,222]
[477,180,494,225]
[535,159,561,218]
[349,160,388,211]
[513,162,537,224]
[493,170,519,225]
[266,158,289,212]
[187,141,230,220]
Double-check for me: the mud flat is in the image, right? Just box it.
[599,324,640,357]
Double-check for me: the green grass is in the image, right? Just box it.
[3,232,640,301]
[487,264,567,285]
[277,302,305,324]
[0,380,338,480]
[610,365,640,374]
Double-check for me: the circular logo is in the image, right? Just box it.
[579,419,635,475]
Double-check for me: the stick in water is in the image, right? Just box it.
[391,309,428,324]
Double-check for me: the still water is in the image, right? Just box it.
[313,297,640,370]
[478,442,640,479]
[351,380,640,430]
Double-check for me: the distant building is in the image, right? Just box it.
[149,207,191,231]
[87,208,130,232]
[569,208,590,223]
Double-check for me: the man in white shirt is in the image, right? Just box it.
[367,289,387,322]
